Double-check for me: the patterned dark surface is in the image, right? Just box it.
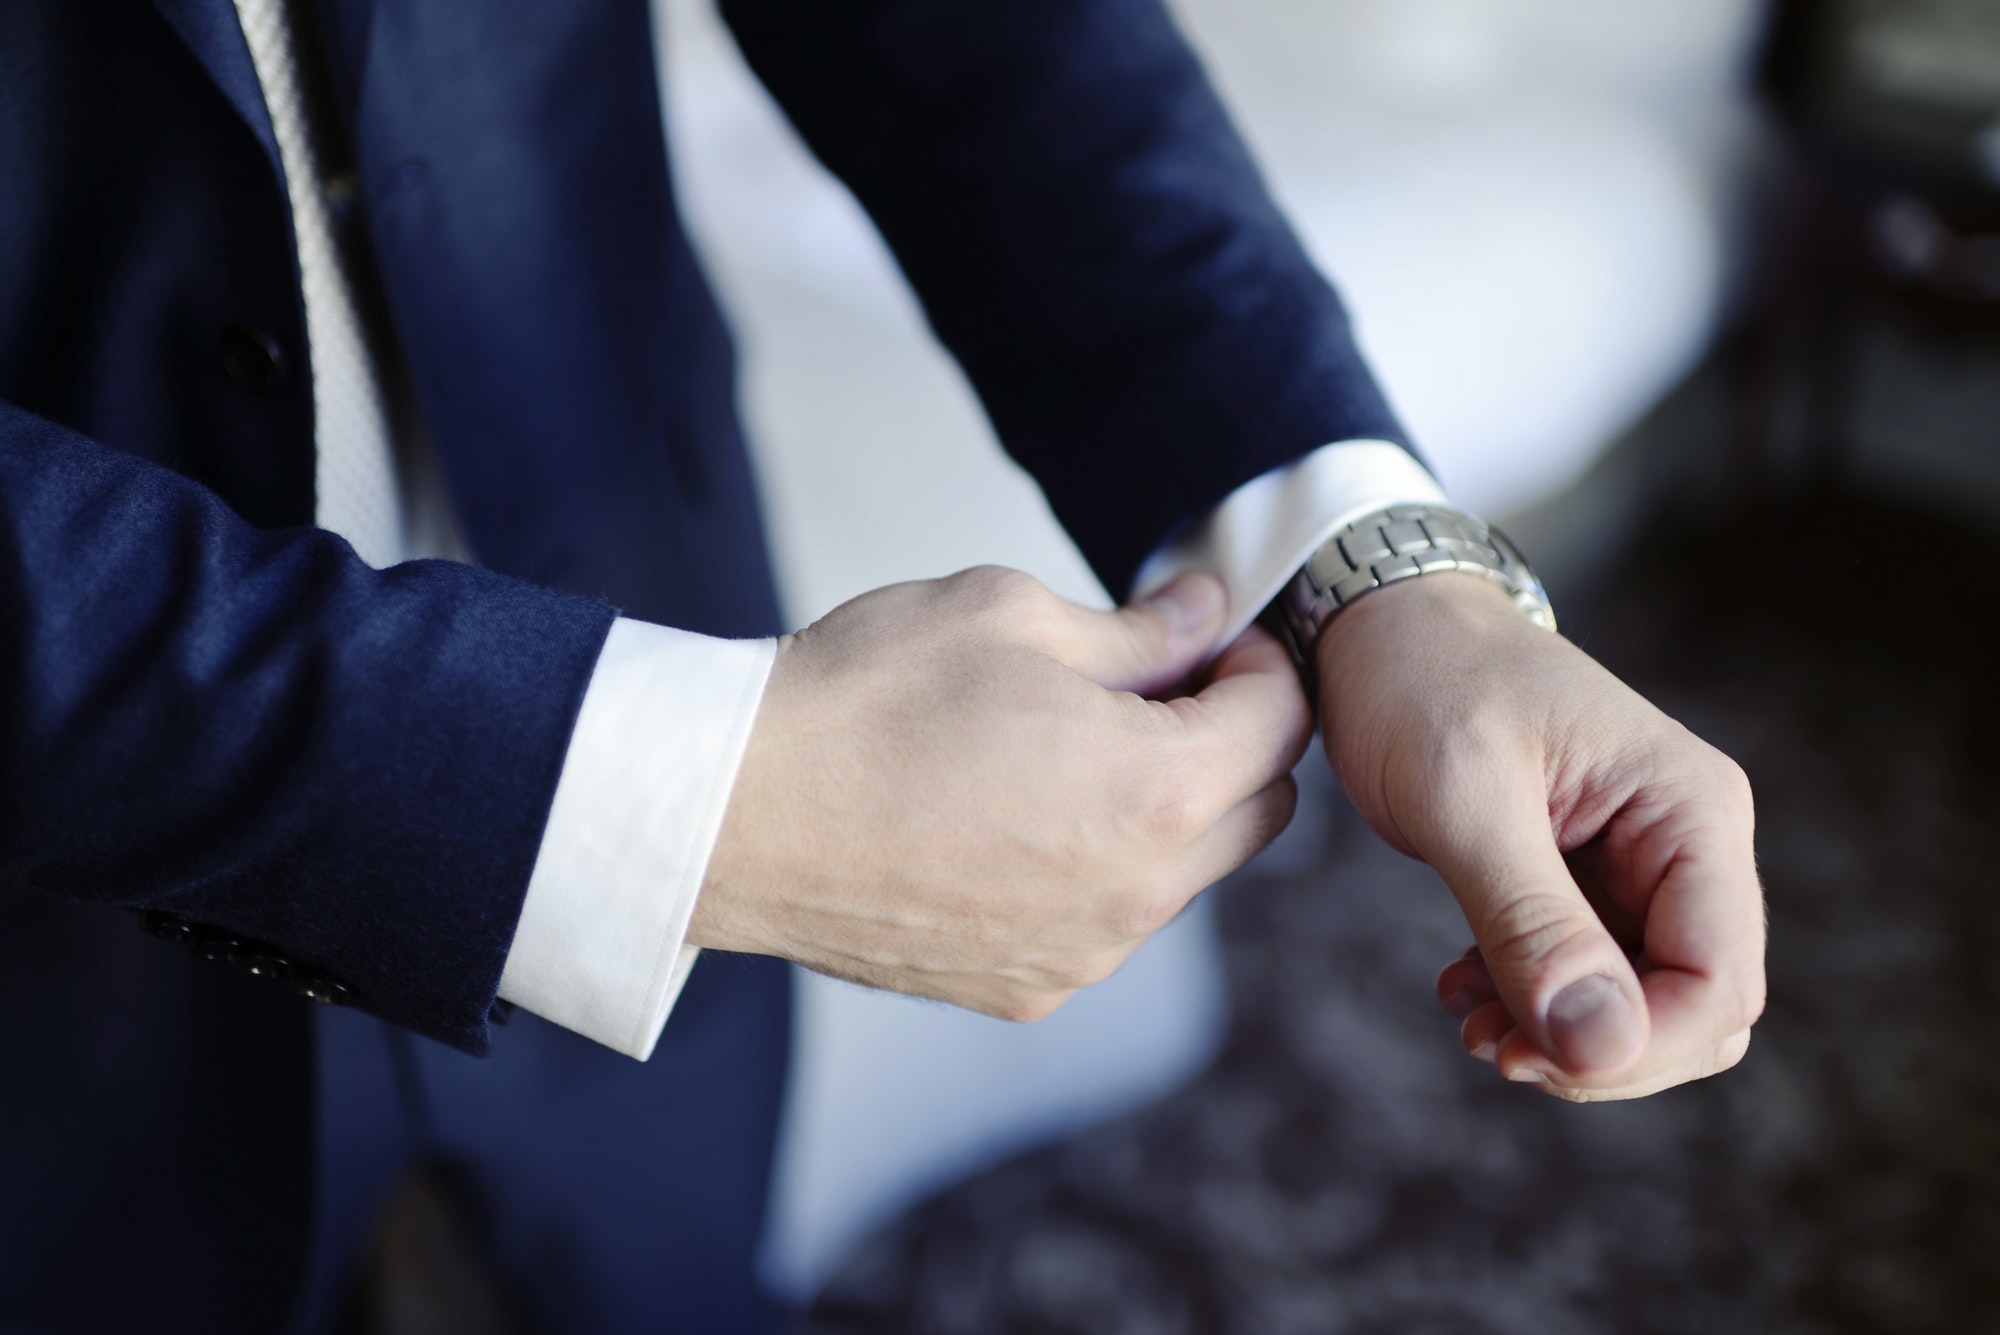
[804,498,2000,1335]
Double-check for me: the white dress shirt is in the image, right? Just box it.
[233,0,1451,1060]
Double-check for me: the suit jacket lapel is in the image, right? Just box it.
[150,0,279,166]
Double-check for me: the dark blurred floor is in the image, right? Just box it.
[802,493,2000,1335]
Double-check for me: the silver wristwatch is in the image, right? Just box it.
[1265,503,1556,672]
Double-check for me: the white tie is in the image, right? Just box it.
[232,0,406,569]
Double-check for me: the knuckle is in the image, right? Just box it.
[1475,891,1597,975]
[947,566,1051,629]
[1106,881,1177,941]
[1708,749,1755,810]
[1706,1029,1754,1078]
[1081,948,1133,989]
[996,990,1070,1024]
[1043,955,1101,992]
[1137,770,1207,846]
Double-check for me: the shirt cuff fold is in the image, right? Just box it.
[1131,440,1448,648]
[498,619,776,1060]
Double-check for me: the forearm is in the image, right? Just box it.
[723,0,1412,592]
[0,401,616,1053]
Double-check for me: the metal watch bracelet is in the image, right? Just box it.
[1264,504,1556,674]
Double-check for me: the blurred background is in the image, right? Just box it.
[647,0,2000,1329]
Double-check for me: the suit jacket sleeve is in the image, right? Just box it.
[721,0,1415,595]
[0,399,617,1054]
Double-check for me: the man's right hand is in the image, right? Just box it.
[692,566,1311,1022]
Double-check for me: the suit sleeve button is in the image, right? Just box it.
[233,953,295,981]
[141,911,198,944]
[294,975,355,1006]
[190,935,247,963]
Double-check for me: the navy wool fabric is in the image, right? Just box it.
[0,0,1412,1331]
[0,403,617,1051]
[725,0,1412,589]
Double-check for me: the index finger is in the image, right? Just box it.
[1157,625,1314,810]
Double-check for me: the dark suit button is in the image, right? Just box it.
[141,910,199,944]
[294,974,355,1006]
[218,324,290,391]
[142,912,240,956]
[233,953,294,981]
[140,911,340,1001]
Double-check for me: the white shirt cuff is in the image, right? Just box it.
[1130,439,1449,648]
[498,618,776,1060]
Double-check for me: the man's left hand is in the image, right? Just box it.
[1313,572,1765,1102]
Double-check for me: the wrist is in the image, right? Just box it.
[1314,568,1528,686]
[1270,504,1554,688]
[687,632,803,960]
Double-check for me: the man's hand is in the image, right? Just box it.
[1317,572,1765,1101]
[694,566,1313,1022]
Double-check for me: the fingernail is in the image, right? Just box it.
[1506,1067,1549,1084]
[1442,989,1482,1019]
[1547,974,1639,1071]
[1468,1039,1498,1065]
[1144,574,1225,632]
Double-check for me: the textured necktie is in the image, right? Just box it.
[232,0,406,569]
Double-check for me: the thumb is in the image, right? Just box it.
[1056,572,1229,694]
[1433,806,1649,1078]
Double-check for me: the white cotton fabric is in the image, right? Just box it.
[1131,439,1449,650]
[498,624,776,1059]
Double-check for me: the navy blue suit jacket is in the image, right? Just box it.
[0,0,1407,1329]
